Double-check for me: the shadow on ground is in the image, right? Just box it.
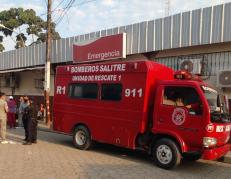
[6,128,231,174]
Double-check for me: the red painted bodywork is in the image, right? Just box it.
[202,144,231,160]
[53,60,231,160]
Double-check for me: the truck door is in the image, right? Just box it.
[154,86,204,151]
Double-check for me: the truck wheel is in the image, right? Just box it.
[73,125,92,150]
[152,138,181,169]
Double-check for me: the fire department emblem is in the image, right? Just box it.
[172,108,185,126]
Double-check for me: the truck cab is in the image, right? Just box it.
[150,71,231,168]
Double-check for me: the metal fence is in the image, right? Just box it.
[0,2,231,70]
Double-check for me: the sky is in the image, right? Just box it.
[0,0,230,51]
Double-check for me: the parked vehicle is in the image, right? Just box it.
[53,60,231,169]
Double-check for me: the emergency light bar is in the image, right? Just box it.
[174,70,202,82]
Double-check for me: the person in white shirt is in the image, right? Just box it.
[0,92,9,144]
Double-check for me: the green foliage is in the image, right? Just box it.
[0,43,5,52]
[15,33,27,49]
[0,8,61,51]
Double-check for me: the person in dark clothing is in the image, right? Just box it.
[23,99,38,145]
[22,96,29,141]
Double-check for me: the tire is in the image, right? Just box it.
[73,125,92,150]
[183,153,201,161]
[152,138,181,169]
[217,156,225,162]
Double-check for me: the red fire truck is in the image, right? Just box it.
[53,60,231,169]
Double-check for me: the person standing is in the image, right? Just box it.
[0,92,8,144]
[23,99,38,145]
[17,96,24,127]
[21,96,29,141]
[7,96,17,129]
[37,103,45,121]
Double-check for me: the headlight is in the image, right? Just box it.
[203,137,217,148]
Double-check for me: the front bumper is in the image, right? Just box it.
[202,144,231,160]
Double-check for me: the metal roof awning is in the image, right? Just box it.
[0,66,45,74]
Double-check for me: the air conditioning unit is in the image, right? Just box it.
[217,70,231,88]
[179,59,202,74]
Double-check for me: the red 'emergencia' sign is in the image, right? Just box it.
[73,33,126,63]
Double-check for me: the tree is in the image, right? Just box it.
[0,8,61,51]
[0,44,4,52]
[0,35,4,52]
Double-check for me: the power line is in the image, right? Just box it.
[38,0,97,22]
[52,0,66,12]
[54,0,98,26]
[44,0,48,7]
[55,0,76,25]
[39,0,71,18]
[71,0,97,7]
[37,0,75,24]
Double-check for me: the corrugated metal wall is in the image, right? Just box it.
[154,51,231,76]
[0,2,231,70]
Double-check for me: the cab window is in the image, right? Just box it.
[68,83,98,99]
[163,86,202,115]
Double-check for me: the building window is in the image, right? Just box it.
[35,79,44,89]
[101,84,122,101]
[68,83,98,99]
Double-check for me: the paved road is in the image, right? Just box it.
[0,128,230,179]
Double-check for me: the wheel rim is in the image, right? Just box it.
[156,144,173,165]
[75,130,86,145]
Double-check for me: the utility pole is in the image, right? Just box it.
[45,0,52,127]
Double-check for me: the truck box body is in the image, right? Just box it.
[53,60,174,148]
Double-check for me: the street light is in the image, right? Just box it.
[0,24,25,47]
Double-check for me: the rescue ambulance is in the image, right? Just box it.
[53,60,231,169]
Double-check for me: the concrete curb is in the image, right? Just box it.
[37,127,52,132]
[37,122,55,133]
[37,126,70,136]
[37,126,60,134]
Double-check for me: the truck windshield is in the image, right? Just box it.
[202,86,230,123]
